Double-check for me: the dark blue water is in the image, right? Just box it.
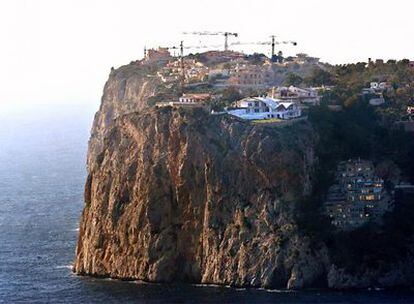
[1,103,414,303]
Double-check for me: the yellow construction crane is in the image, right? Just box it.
[183,31,239,51]
[231,36,297,61]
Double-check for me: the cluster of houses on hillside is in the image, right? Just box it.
[361,81,393,106]
[155,85,320,121]
[149,50,414,124]
[156,58,209,84]
[144,47,322,89]
[146,47,326,122]
[324,159,393,230]
[325,159,414,230]
[156,93,305,121]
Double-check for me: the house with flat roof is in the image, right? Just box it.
[156,93,212,109]
[179,93,211,103]
[273,86,320,106]
[226,96,301,120]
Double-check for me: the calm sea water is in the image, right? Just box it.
[1,103,414,303]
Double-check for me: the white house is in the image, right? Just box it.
[369,82,392,92]
[370,82,379,90]
[156,93,211,108]
[227,96,301,120]
[179,93,211,103]
[288,86,318,98]
[362,88,375,95]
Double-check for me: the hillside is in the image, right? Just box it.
[74,58,414,289]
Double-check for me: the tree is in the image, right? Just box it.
[273,50,284,63]
[284,73,303,86]
[208,99,226,112]
[344,95,359,108]
[246,53,267,65]
[304,67,336,86]
[222,86,242,103]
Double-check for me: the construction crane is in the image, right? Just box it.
[162,41,220,92]
[163,41,221,58]
[183,31,239,51]
[231,36,297,62]
[162,41,191,92]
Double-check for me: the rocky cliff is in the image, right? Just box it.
[74,61,414,289]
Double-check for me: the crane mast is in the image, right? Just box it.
[180,41,184,90]
[269,35,297,61]
[231,36,297,62]
[162,40,219,93]
[270,35,276,59]
[224,32,238,51]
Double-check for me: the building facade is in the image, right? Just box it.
[228,64,274,87]
[273,86,320,105]
[145,47,172,65]
[325,159,392,230]
[178,93,211,104]
[156,93,211,108]
[156,58,209,84]
[227,97,301,120]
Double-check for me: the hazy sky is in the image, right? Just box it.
[1,0,413,107]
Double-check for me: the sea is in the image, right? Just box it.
[1,103,414,303]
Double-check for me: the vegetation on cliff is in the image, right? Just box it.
[295,61,414,284]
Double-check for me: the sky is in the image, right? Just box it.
[1,0,413,109]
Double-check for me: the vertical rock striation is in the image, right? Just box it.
[74,104,324,288]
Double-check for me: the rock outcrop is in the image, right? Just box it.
[74,60,414,289]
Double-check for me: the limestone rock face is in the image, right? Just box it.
[74,103,322,286]
[74,61,330,288]
[87,63,163,166]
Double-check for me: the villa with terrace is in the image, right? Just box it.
[226,96,301,120]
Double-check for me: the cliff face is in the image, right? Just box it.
[74,62,330,289]
[75,109,324,288]
[87,64,163,166]
[74,62,414,289]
